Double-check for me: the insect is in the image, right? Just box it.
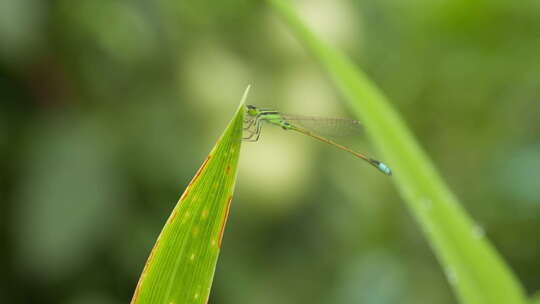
[243,104,391,176]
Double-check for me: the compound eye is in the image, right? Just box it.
[246,104,255,110]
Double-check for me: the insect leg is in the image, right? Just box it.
[243,119,263,142]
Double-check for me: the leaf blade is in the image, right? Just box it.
[131,87,248,304]
[268,1,527,303]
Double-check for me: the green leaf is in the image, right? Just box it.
[131,87,248,304]
[267,1,527,303]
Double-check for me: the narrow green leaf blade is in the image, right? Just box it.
[268,1,527,303]
[131,87,248,304]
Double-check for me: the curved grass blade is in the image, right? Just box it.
[268,1,527,303]
[131,86,249,304]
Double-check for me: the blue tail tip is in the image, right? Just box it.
[371,159,392,176]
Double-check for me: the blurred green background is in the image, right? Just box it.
[1,0,540,303]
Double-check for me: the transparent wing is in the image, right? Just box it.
[281,114,363,137]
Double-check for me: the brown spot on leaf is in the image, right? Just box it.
[179,154,212,202]
[225,165,231,175]
[169,210,177,222]
[179,187,191,202]
[131,239,160,303]
[191,154,212,184]
[145,239,160,268]
[130,283,140,304]
[218,195,233,248]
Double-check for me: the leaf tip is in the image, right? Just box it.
[238,84,251,108]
